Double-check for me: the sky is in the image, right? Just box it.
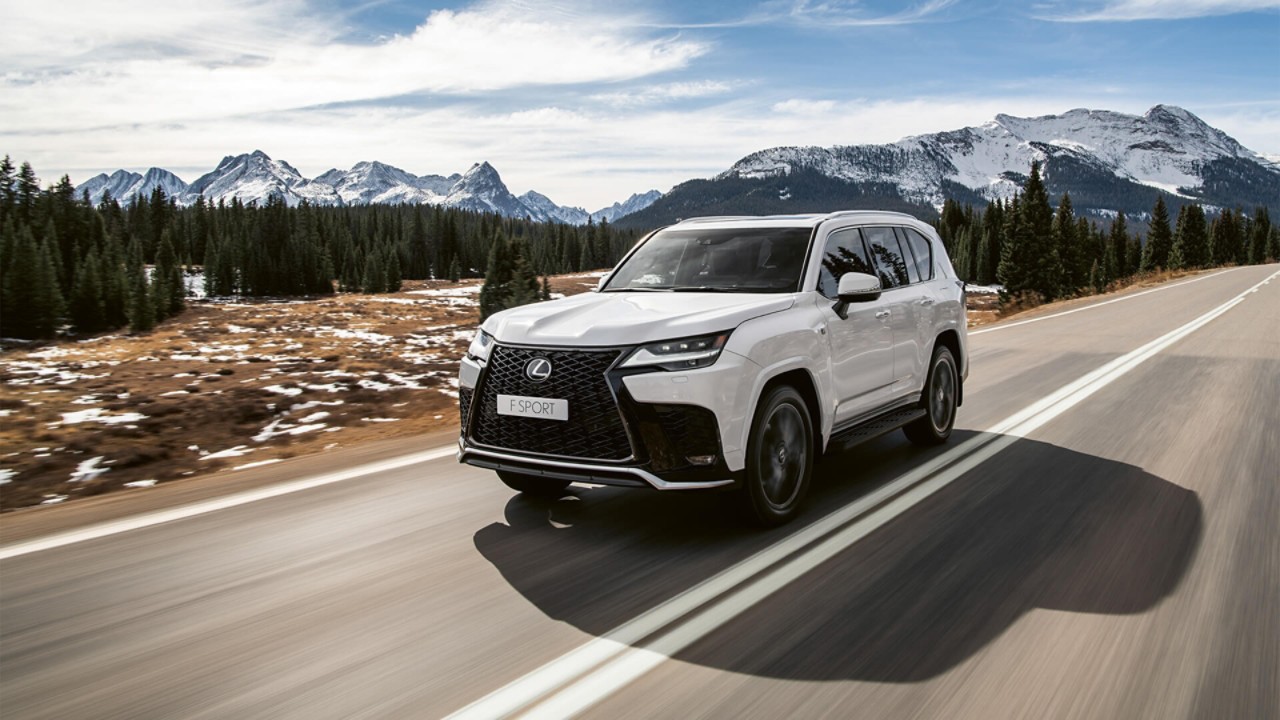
[2,0,1278,210]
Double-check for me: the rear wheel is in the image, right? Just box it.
[738,385,814,526]
[498,471,571,498]
[904,345,958,446]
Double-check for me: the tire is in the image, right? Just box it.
[737,385,814,527]
[497,470,571,498]
[904,345,958,446]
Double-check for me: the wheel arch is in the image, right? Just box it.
[759,369,823,458]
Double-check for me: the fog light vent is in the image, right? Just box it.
[686,455,716,466]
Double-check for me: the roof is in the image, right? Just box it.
[673,210,927,229]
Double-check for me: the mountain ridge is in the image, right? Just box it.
[617,103,1277,228]
[77,154,659,226]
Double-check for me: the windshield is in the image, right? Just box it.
[604,227,812,293]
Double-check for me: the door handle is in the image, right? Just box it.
[875,309,891,319]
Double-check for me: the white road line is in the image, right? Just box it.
[970,268,1237,335]
[449,268,1278,720]
[0,446,458,560]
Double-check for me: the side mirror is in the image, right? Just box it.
[833,272,881,319]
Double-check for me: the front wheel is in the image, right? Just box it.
[904,345,958,446]
[498,471,570,498]
[737,385,814,527]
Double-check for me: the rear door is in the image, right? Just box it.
[862,226,925,397]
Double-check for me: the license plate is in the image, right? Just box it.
[496,394,569,422]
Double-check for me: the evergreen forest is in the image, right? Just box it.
[0,157,642,339]
[1,156,1276,341]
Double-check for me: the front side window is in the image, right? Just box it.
[604,227,811,293]
[863,226,911,288]
[816,228,874,299]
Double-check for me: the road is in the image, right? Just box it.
[1,265,1277,719]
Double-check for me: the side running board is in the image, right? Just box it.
[829,407,926,453]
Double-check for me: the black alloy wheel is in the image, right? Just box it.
[739,385,814,526]
[904,345,958,446]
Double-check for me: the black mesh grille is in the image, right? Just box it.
[458,386,474,431]
[471,346,633,461]
[654,405,720,458]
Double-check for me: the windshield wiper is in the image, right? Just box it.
[669,286,738,292]
[602,286,673,292]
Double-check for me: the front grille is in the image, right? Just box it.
[471,345,633,461]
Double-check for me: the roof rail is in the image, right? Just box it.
[820,210,918,221]
[675,215,757,224]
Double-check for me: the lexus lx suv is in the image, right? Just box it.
[457,211,968,525]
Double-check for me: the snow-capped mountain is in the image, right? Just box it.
[313,161,461,206]
[591,190,663,223]
[519,191,590,225]
[642,104,1278,224]
[81,151,656,224]
[182,150,339,207]
[79,167,189,205]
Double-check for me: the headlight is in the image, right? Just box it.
[467,330,494,364]
[621,332,731,371]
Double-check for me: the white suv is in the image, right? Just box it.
[457,211,968,525]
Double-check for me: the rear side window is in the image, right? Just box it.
[900,227,935,281]
[816,228,874,299]
[862,227,910,288]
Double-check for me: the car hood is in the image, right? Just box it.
[484,291,796,347]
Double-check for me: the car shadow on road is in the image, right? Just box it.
[471,433,1202,682]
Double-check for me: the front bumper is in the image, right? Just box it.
[458,348,749,491]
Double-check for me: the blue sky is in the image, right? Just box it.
[3,0,1278,209]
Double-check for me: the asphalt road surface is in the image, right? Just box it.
[2,265,1277,720]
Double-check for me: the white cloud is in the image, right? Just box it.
[0,0,706,133]
[1045,0,1280,21]
[772,99,838,114]
[591,81,735,107]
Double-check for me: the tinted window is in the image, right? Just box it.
[893,229,921,284]
[901,227,934,281]
[863,227,910,288]
[816,228,874,299]
[605,227,811,293]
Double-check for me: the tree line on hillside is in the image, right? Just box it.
[0,157,641,339]
[934,161,1278,304]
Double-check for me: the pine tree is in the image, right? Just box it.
[70,248,106,332]
[128,263,155,332]
[1209,209,1240,266]
[541,276,552,301]
[1143,196,1173,271]
[1126,232,1142,279]
[1052,193,1079,291]
[155,231,184,318]
[32,235,66,337]
[479,234,514,321]
[1,226,41,338]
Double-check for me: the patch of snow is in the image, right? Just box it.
[203,445,253,460]
[41,495,68,505]
[124,479,157,488]
[263,384,304,396]
[0,468,15,484]
[70,456,110,482]
[60,408,148,425]
[361,417,400,423]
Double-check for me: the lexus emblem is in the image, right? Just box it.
[525,357,553,382]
